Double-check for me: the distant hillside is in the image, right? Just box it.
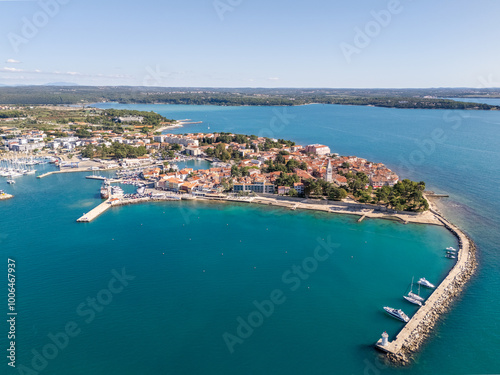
[45,82,80,86]
[0,86,499,110]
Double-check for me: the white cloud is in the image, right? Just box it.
[2,67,23,72]
[6,59,21,64]
[268,77,280,81]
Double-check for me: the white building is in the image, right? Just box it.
[305,144,331,155]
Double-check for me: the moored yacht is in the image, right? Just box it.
[408,291,425,302]
[100,181,110,199]
[406,276,425,303]
[383,307,410,322]
[403,295,422,306]
[418,277,435,289]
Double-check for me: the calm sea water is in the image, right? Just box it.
[2,102,499,374]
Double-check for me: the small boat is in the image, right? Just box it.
[418,278,435,289]
[383,307,410,323]
[446,247,456,251]
[446,250,457,255]
[100,181,110,199]
[7,179,15,184]
[445,254,457,259]
[403,295,422,306]
[111,185,124,197]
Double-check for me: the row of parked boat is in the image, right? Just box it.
[1,156,56,184]
[384,277,436,323]
[445,246,457,259]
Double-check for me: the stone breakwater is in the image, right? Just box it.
[380,211,478,366]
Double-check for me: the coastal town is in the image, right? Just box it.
[1,107,427,213]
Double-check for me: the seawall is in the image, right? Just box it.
[376,208,477,365]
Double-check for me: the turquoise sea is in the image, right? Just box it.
[2,102,500,374]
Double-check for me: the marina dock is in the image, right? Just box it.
[37,171,57,179]
[375,210,476,364]
[77,198,113,222]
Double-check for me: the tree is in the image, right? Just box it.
[231,165,241,177]
[75,127,92,138]
[289,188,298,197]
[299,162,308,170]
[81,144,95,159]
[329,187,347,201]
[275,153,286,164]
[221,177,233,192]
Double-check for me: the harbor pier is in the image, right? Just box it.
[76,198,113,222]
[375,209,477,365]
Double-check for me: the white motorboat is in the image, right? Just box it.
[383,307,410,322]
[418,277,435,289]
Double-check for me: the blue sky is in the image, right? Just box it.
[0,0,499,88]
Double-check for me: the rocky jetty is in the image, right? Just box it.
[382,218,478,366]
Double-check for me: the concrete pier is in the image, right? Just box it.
[76,198,113,222]
[37,171,57,179]
[375,209,477,365]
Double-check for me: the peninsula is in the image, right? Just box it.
[0,108,477,366]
